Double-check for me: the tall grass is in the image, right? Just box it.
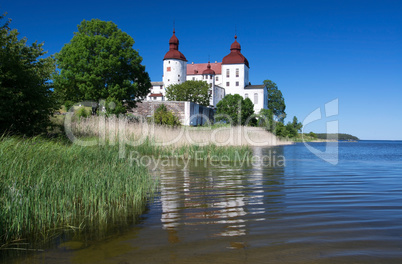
[0,136,155,246]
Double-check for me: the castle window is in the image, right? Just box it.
[236,81,239,86]
[236,68,239,77]
[216,76,219,81]
[245,93,248,99]
[178,74,180,77]
[160,85,163,89]
[226,69,230,78]
[192,77,195,81]
[210,75,212,80]
[210,83,212,88]
[167,67,171,72]
[226,82,229,87]
[254,93,258,104]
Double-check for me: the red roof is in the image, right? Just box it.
[187,62,222,75]
[149,93,164,97]
[202,62,216,75]
[222,35,249,67]
[164,30,187,61]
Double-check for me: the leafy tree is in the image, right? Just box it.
[263,80,286,122]
[165,80,211,106]
[53,19,151,115]
[215,94,254,126]
[153,104,181,126]
[0,12,57,135]
[292,116,303,132]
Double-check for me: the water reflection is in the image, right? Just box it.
[158,147,286,241]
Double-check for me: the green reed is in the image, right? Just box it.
[0,136,155,246]
[0,134,251,247]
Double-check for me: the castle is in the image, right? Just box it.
[147,30,268,114]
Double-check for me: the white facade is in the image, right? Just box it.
[221,63,250,95]
[162,59,187,88]
[243,85,267,113]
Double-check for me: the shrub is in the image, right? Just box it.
[153,104,181,126]
[76,107,90,119]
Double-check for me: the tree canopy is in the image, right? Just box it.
[215,94,254,126]
[263,80,286,122]
[0,12,57,135]
[53,19,151,114]
[165,80,211,106]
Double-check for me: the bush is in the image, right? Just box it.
[153,104,181,126]
[76,107,90,119]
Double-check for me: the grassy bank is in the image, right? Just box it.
[0,136,155,247]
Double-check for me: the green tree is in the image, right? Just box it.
[53,19,151,115]
[263,80,286,122]
[215,94,254,126]
[292,116,303,132]
[165,80,211,106]
[0,12,57,135]
[153,104,181,126]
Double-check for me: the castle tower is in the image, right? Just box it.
[163,30,187,88]
[222,35,250,94]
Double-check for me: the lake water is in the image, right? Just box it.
[9,141,402,263]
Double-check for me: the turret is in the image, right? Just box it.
[222,35,249,91]
[163,30,187,88]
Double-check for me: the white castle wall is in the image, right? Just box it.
[163,59,187,88]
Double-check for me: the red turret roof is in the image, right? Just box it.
[164,30,187,61]
[202,62,216,75]
[222,35,249,67]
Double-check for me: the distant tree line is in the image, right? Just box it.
[314,133,359,141]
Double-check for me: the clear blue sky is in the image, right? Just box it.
[3,0,402,140]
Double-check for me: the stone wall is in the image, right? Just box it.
[129,101,214,126]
